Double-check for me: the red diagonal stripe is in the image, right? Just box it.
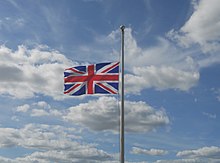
[96,83,117,94]
[65,68,85,74]
[64,83,81,94]
[101,62,119,73]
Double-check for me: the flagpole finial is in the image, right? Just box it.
[120,25,125,31]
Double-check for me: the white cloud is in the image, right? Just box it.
[109,28,200,93]
[153,146,220,163]
[107,28,199,73]
[30,109,62,117]
[125,66,199,94]
[0,123,115,163]
[154,158,207,163]
[34,101,51,109]
[154,146,220,163]
[166,0,220,69]
[167,0,220,54]
[125,66,200,94]
[16,101,62,117]
[131,147,168,156]
[177,146,220,159]
[16,104,30,112]
[64,96,169,133]
[16,149,113,163]
[0,45,73,99]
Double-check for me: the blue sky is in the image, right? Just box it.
[0,0,220,162]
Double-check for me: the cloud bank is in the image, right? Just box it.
[131,147,168,156]
[0,124,115,163]
[0,45,73,99]
[65,96,169,133]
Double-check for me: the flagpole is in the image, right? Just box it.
[120,25,125,163]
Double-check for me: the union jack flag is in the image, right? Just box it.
[64,62,119,96]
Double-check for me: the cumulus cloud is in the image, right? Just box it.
[156,146,220,163]
[0,124,75,150]
[167,0,220,54]
[131,147,168,156]
[108,25,208,70]
[0,124,115,163]
[123,29,194,70]
[64,96,169,133]
[16,149,113,163]
[176,146,220,159]
[154,158,207,163]
[0,64,24,82]
[34,101,51,109]
[125,66,199,94]
[155,146,220,163]
[166,0,220,69]
[16,101,62,117]
[0,45,73,99]
[16,104,30,112]
[107,28,201,93]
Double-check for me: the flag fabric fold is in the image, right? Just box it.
[64,62,119,96]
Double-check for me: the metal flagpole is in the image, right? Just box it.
[120,25,125,163]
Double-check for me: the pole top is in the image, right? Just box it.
[120,25,125,31]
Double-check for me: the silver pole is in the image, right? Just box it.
[120,25,125,163]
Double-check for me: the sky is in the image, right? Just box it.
[0,0,220,162]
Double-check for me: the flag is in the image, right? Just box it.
[64,62,119,96]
